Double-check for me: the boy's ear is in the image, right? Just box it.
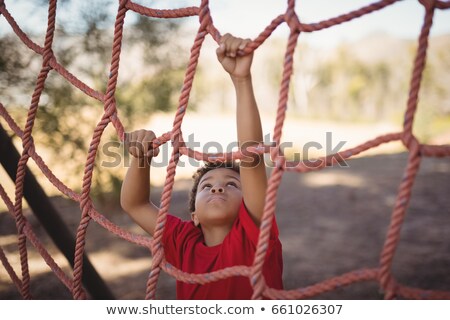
[191,212,200,227]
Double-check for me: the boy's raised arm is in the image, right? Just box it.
[120,130,160,236]
[217,34,267,226]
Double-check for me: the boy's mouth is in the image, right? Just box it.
[207,195,226,203]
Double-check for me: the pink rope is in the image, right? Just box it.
[0,0,449,300]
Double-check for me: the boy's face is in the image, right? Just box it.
[192,168,242,228]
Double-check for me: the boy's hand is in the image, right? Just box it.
[125,129,160,159]
[216,33,253,80]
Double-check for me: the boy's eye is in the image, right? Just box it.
[202,183,212,189]
[227,182,238,187]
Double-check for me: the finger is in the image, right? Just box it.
[239,38,251,51]
[142,132,156,156]
[147,146,160,158]
[221,33,234,57]
[228,37,242,57]
[220,33,231,45]
[236,39,251,57]
[223,35,235,57]
[135,130,147,157]
[216,42,226,62]
[224,36,237,57]
[128,131,139,158]
[124,132,130,152]
[128,131,138,157]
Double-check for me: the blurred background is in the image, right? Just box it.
[0,0,449,299]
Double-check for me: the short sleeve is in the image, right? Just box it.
[161,215,196,268]
[238,201,280,248]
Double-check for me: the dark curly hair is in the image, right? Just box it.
[189,161,240,213]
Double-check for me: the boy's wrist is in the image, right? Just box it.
[231,74,252,85]
[131,156,151,169]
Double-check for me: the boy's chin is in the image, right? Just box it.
[207,201,239,214]
[202,209,237,224]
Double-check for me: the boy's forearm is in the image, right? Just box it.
[233,75,263,148]
[233,73,267,225]
[120,157,151,210]
[220,35,266,225]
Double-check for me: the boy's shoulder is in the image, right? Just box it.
[164,214,200,240]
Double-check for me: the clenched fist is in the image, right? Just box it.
[125,129,160,159]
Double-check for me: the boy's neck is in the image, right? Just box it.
[200,224,233,247]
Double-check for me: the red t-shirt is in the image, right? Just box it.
[162,201,283,299]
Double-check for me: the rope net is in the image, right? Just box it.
[0,0,449,300]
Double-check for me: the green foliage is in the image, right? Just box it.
[305,37,450,140]
[117,68,183,122]
[0,0,188,202]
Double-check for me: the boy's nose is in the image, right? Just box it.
[210,186,224,194]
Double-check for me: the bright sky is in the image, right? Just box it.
[207,0,450,46]
[1,0,449,47]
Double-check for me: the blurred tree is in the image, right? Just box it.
[292,34,450,144]
[310,44,406,121]
[0,0,188,202]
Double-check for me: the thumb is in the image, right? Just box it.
[146,146,160,158]
[216,43,226,62]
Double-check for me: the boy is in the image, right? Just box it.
[120,34,283,299]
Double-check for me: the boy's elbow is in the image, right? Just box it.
[120,194,150,214]
[120,200,129,213]
[120,194,133,213]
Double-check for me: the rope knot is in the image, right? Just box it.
[435,0,450,9]
[285,9,300,33]
[418,0,437,10]
[275,155,286,170]
[119,0,129,8]
[199,0,213,30]
[43,48,56,69]
[16,217,26,234]
[150,243,164,267]
[383,279,398,299]
[402,133,421,155]
[104,100,117,118]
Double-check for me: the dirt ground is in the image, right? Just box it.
[0,152,449,299]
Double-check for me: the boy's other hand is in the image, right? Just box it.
[125,129,160,159]
[216,33,253,80]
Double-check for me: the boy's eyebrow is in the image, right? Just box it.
[225,175,240,182]
[199,176,212,185]
[199,174,240,185]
